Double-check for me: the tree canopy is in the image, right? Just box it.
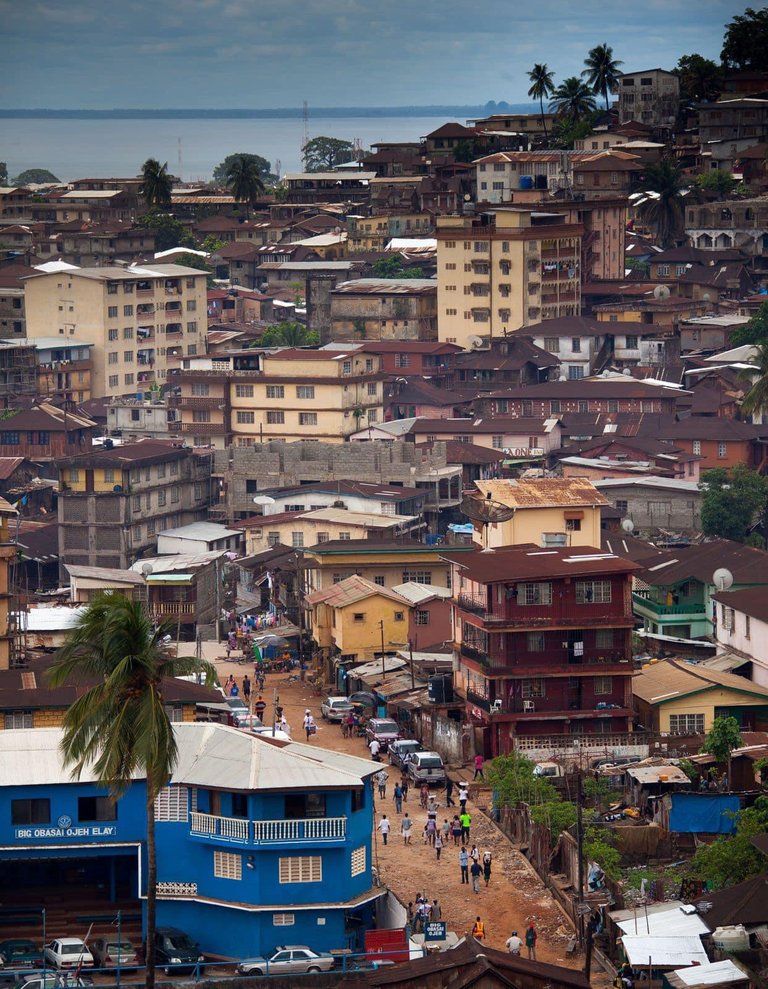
[212,153,274,185]
[224,155,265,209]
[302,136,354,172]
[676,54,724,103]
[699,465,768,545]
[549,77,598,123]
[730,301,768,347]
[527,64,555,145]
[690,795,768,889]
[371,256,424,279]
[702,716,743,763]
[139,158,173,207]
[12,168,60,185]
[259,321,319,347]
[134,210,195,252]
[638,159,688,248]
[741,342,768,421]
[696,169,737,198]
[721,7,768,72]
[582,43,623,111]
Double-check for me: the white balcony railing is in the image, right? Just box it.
[252,817,346,844]
[190,812,249,843]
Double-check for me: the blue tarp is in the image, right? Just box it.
[668,792,740,834]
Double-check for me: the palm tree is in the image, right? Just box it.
[637,159,688,248]
[527,64,555,145]
[139,159,173,207]
[741,342,768,419]
[260,320,319,347]
[549,77,598,123]
[48,596,215,989]
[582,43,623,111]
[224,155,265,214]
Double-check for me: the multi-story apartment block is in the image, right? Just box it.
[685,198,768,256]
[171,348,385,448]
[23,263,208,399]
[698,97,768,144]
[475,150,640,202]
[57,440,214,573]
[347,213,434,253]
[617,69,679,127]
[436,208,582,346]
[448,544,637,754]
[329,279,437,341]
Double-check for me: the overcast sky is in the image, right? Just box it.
[0,0,747,109]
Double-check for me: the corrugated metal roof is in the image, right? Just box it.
[620,935,708,968]
[611,901,709,938]
[390,582,452,605]
[332,278,436,295]
[667,960,748,988]
[128,551,225,574]
[158,522,242,541]
[0,728,144,786]
[16,606,86,632]
[348,656,407,678]
[306,574,411,609]
[66,565,144,584]
[625,764,690,785]
[475,477,609,509]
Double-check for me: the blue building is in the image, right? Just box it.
[0,725,382,958]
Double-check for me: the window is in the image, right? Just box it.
[273,914,295,927]
[171,486,180,503]
[0,431,20,446]
[721,605,734,632]
[213,850,242,880]
[108,306,118,318]
[192,410,210,423]
[569,366,584,380]
[492,435,504,449]
[571,337,581,353]
[374,576,385,586]
[123,327,133,339]
[576,580,612,604]
[108,352,119,365]
[718,442,727,458]
[108,375,119,388]
[415,610,430,626]
[78,797,117,822]
[744,614,751,639]
[566,518,581,532]
[296,386,315,399]
[124,305,134,316]
[186,277,196,288]
[12,798,50,824]
[519,582,552,606]
[394,353,410,368]
[279,856,322,883]
[285,793,326,819]
[191,382,209,396]
[615,499,628,513]
[236,411,255,424]
[594,677,613,695]
[124,351,134,363]
[692,440,701,455]
[107,283,118,295]
[338,532,351,540]
[186,299,197,312]
[353,613,365,622]
[4,711,31,729]
[291,532,304,548]
[544,337,559,352]
[266,386,284,399]
[550,400,561,414]
[608,399,619,413]
[625,335,638,349]
[521,679,545,699]
[267,411,285,424]
[317,531,329,543]
[596,629,614,649]
[267,532,280,546]
[157,489,166,507]
[402,571,432,584]
[351,846,366,877]
[342,360,352,375]
[299,413,317,426]
[368,409,378,423]
[108,328,119,341]
[235,384,254,398]
[526,632,546,652]
[669,713,705,735]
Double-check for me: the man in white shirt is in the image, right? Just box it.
[369,738,381,759]
[377,814,391,845]
[505,931,522,955]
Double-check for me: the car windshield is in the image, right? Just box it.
[227,698,247,709]
[168,936,194,951]
[418,757,443,769]
[375,721,398,733]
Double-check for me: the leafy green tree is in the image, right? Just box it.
[530,800,577,843]
[0,162,8,185]
[549,77,598,124]
[12,167,60,185]
[741,342,768,420]
[730,301,768,347]
[697,169,737,198]
[550,114,597,150]
[582,43,623,111]
[302,136,354,172]
[527,64,556,145]
[199,234,225,254]
[679,758,700,784]
[584,829,622,880]
[259,321,319,347]
[638,159,688,247]
[139,158,173,207]
[676,54,724,103]
[212,153,273,185]
[134,210,195,253]
[485,753,559,808]
[48,596,215,989]
[371,256,424,279]
[721,7,768,72]
[702,715,744,784]
[690,795,768,888]
[224,155,265,212]
[699,465,768,544]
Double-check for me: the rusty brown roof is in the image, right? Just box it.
[474,477,609,508]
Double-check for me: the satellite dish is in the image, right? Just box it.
[712,567,733,591]
[461,496,516,525]
[622,367,632,376]
[702,292,712,303]
[466,335,486,350]
[621,518,635,533]
[253,495,276,505]
[653,284,671,301]
[141,564,153,576]
[558,374,567,382]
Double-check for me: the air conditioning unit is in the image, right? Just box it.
[490,699,503,713]
[523,700,535,713]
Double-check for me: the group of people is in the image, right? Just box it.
[459,844,492,891]
[407,894,442,934]
[504,923,538,959]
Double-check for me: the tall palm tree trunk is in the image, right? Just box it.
[145,780,157,989]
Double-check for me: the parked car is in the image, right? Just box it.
[43,941,93,971]
[320,696,353,722]
[365,718,401,752]
[13,974,92,989]
[153,928,204,976]
[407,751,446,785]
[89,939,138,969]
[251,725,291,742]
[388,739,422,770]
[0,942,44,970]
[237,946,335,976]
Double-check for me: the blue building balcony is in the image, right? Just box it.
[189,812,347,847]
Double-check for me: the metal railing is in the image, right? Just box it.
[191,812,250,843]
[190,813,347,844]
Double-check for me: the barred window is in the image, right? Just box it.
[4,710,33,729]
[669,714,705,735]
[596,629,614,649]
[415,610,430,626]
[297,386,315,399]
[155,785,189,822]
[521,679,545,699]
[576,580,612,604]
[519,582,552,606]
[526,632,546,652]
[214,851,242,880]
[299,413,317,426]
[351,846,366,877]
[266,386,284,399]
[402,570,432,584]
[593,677,613,695]
[267,411,285,424]
[236,411,255,424]
[273,913,295,926]
[279,856,322,883]
[235,385,253,398]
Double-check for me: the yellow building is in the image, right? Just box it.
[348,214,433,253]
[470,478,608,549]
[23,263,209,399]
[633,658,768,734]
[236,507,420,555]
[305,574,412,663]
[436,207,583,347]
[0,497,18,671]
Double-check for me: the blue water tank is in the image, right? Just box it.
[520,175,534,190]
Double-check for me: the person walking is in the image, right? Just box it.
[451,815,463,846]
[393,782,403,814]
[419,783,429,809]
[483,850,493,887]
[369,738,381,760]
[505,931,522,955]
[441,819,451,843]
[401,813,413,844]
[425,817,437,846]
[303,709,316,741]
[254,695,266,720]
[376,768,388,799]
[525,922,537,960]
[471,916,485,940]
[400,769,409,802]
[459,846,469,884]
[474,753,485,780]
[470,858,482,894]
[430,899,441,922]
[459,784,469,812]
[434,831,443,861]
[445,777,455,807]
[242,675,251,705]
[377,815,391,846]
[460,809,472,843]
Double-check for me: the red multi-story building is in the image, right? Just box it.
[447,545,638,756]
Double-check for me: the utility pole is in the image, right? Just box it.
[379,619,386,680]
[575,769,585,947]
[408,638,415,691]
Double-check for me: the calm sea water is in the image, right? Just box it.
[3,115,449,182]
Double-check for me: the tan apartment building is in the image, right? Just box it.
[171,347,385,448]
[475,150,640,201]
[348,213,434,253]
[23,263,208,399]
[617,69,679,127]
[436,208,582,347]
[329,279,437,341]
